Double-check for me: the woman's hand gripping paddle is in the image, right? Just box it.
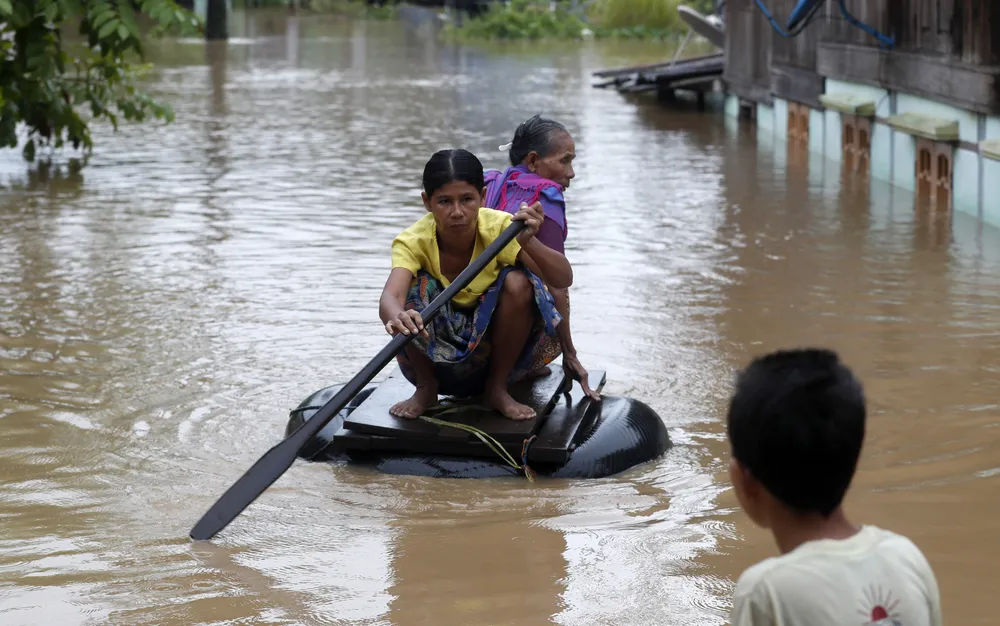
[189,220,527,541]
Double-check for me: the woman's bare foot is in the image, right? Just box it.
[525,366,551,380]
[389,385,438,419]
[486,386,536,421]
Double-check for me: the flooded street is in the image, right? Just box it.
[2,10,998,625]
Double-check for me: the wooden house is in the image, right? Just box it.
[722,0,1000,223]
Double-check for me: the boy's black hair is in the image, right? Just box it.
[726,348,866,517]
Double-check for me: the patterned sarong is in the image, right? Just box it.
[395,265,562,397]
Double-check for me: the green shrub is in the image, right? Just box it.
[307,0,398,19]
[588,0,681,31]
[443,0,587,42]
[443,0,715,41]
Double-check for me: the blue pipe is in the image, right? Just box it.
[753,0,822,37]
[786,0,822,31]
[837,0,894,49]
[753,0,894,49]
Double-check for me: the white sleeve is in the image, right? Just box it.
[903,538,942,626]
[730,581,777,626]
[924,558,943,626]
[729,593,755,626]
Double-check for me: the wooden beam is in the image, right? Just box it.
[640,55,725,82]
[670,75,720,89]
[591,53,723,79]
[770,63,825,109]
[343,368,567,443]
[621,84,658,94]
[817,42,1000,114]
[724,76,774,105]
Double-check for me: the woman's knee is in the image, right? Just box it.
[501,270,533,306]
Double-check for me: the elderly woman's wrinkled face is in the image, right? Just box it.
[525,131,576,189]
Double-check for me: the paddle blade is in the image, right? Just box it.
[189,336,411,541]
[188,219,526,540]
[189,436,301,540]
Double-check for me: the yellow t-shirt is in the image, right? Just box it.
[391,208,522,309]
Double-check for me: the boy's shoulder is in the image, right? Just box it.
[735,525,932,597]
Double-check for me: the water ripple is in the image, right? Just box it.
[1,9,999,626]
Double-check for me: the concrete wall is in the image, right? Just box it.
[986,117,1000,226]
[757,103,775,133]
[724,94,741,119]
[773,99,787,141]
[808,108,824,157]
[724,77,1000,228]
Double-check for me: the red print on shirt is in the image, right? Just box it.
[858,585,902,626]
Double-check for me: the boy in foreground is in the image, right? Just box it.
[726,348,942,626]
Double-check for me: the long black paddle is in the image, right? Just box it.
[189,219,527,541]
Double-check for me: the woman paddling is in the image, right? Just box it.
[379,149,573,421]
[484,114,599,401]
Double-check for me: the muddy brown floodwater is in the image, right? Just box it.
[1,9,998,626]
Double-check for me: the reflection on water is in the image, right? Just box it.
[1,8,998,625]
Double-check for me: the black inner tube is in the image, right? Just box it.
[285,384,672,479]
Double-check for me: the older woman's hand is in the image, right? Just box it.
[512,201,544,246]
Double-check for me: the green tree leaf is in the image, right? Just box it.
[92,8,116,29]
[98,17,119,39]
[2,0,198,164]
[42,1,58,22]
[118,1,142,39]
[57,0,80,16]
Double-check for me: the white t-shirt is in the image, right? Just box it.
[729,525,942,626]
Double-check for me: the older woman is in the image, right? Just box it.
[484,114,599,400]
